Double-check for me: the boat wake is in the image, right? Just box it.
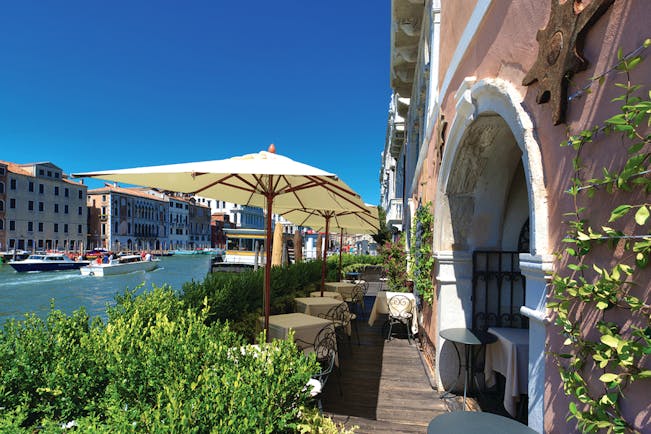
[2,272,82,287]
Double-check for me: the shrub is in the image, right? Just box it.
[0,286,318,432]
[325,253,382,281]
[378,235,409,291]
[181,261,323,332]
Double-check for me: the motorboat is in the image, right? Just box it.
[8,253,90,272]
[0,249,31,263]
[80,254,159,277]
[171,249,202,255]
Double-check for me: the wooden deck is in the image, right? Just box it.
[322,287,449,433]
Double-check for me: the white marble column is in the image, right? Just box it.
[519,253,553,434]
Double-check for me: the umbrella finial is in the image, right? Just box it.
[268,143,276,154]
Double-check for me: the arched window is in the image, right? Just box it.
[0,219,3,230]
[0,200,3,211]
[0,182,4,194]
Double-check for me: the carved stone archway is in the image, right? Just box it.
[434,78,552,432]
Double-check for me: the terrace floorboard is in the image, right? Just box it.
[321,285,451,433]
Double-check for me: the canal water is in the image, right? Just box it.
[0,255,212,325]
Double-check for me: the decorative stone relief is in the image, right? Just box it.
[522,0,614,125]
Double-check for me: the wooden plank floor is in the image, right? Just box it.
[321,287,448,433]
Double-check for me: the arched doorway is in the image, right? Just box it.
[434,78,551,432]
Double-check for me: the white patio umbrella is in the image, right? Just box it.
[72,145,368,337]
[279,205,379,295]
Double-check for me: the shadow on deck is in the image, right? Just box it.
[321,292,447,433]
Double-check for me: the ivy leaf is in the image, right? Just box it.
[638,370,651,378]
[609,205,631,222]
[599,373,620,383]
[634,205,649,226]
[601,335,619,348]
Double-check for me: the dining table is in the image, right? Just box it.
[484,327,530,417]
[260,312,338,365]
[294,296,343,318]
[438,328,496,410]
[309,291,343,301]
[367,291,419,335]
[324,281,357,300]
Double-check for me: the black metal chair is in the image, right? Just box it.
[379,269,388,291]
[311,332,338,411]
[319,302,359,349]
[344,283,367,321]
[386,294,415,344]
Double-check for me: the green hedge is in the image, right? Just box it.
[325,254,383,281]
[181,261,323,340]
[0,286,318,432]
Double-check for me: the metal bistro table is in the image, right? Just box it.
[439,327,497,410]
[427,411,536,434]
[345,271,361,281]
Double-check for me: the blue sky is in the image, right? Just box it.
[0,1,390,205]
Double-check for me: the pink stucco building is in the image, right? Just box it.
[380,1,650,432]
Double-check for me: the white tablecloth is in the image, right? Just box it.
[484,327,529,417]
[367,291,418,335]
[294,297,343,317]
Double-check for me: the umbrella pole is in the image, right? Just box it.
[338,231,344,282]
[264,192,273,342]
[320,217,330,296]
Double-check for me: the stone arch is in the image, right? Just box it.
[436,78,548,255]
[434,78,551,432]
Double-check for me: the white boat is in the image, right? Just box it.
[80,254,160,276]
[8,253,90,272]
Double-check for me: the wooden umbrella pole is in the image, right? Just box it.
[320,216,330,296]
[264,184,274,342]
[338,231,344,281]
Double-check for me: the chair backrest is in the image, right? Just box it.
[388,294,413,317]
[313,334,337,383]
[351,284,365,302]
[314,324,336,349]
[322,302,352,326]
[355,281,369,295]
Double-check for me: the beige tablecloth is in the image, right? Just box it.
[324,281,357,299]
[295,297,343,317]
[309,291,343,301]
[484,327,529,417]
[261,313,338,365]
[367,291,418,335]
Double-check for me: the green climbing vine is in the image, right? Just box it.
[411,202,435,303]
[547,41,651,434]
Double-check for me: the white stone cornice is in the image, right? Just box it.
[434,250,472,284]
[519,253,554,278]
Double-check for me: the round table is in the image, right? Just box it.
[427,411,536,434]
[439,328,497,410]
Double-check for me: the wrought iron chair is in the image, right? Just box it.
[379,268,388,291]
[386,294,415,344]
[319,302,359,349]
[344,283,367,321]
[310,332,338,411]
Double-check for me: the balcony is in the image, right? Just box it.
[386,198,403,227]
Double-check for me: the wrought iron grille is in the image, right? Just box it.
[472,250,528,330]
